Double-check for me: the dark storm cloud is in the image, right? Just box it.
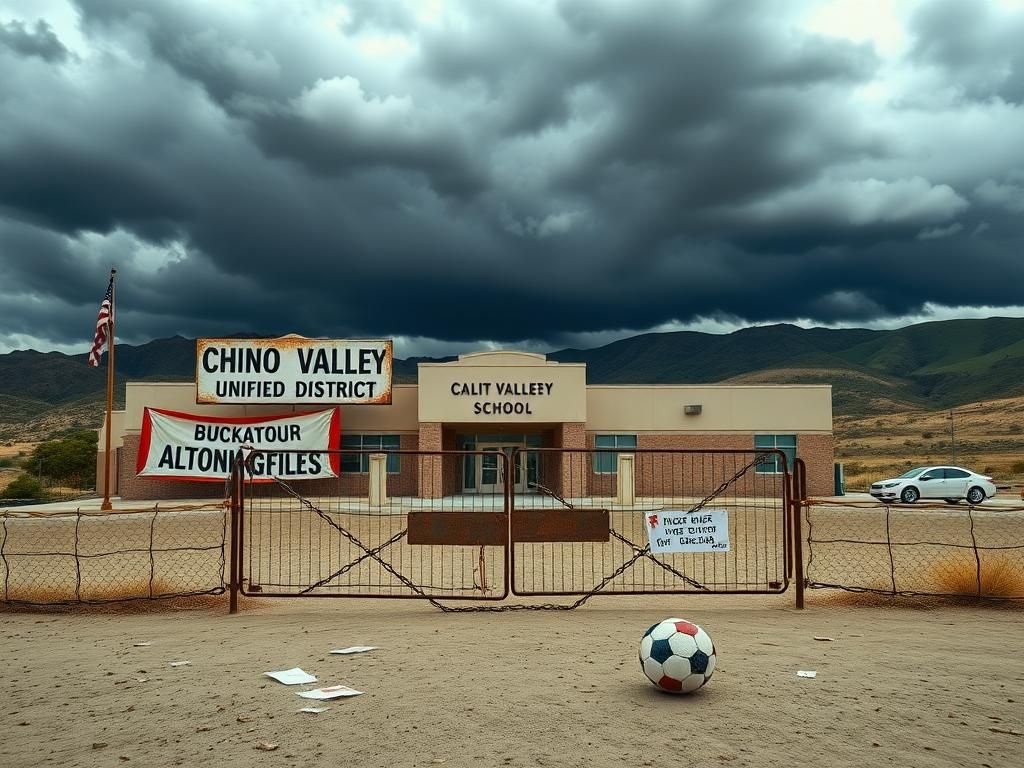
[909,0,1024,104]
[0,19,68,62]
[1,0,1023,355]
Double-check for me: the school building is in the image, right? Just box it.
[97,350,834,499]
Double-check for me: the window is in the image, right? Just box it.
[754,434,796,474]
[340,434,401,473]
[593,434,637,474]
[944,468,969,479]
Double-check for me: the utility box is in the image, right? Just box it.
[833,462,845,496]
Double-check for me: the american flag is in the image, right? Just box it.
[88,276,114,367]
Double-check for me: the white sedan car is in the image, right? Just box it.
[869,466,997,505]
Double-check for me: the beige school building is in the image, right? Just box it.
[97,350,835,500]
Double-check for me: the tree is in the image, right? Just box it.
[24,430,98,487]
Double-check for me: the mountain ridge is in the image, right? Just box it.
[2,317,1023,440]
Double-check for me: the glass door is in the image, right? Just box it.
[476,444,526,493]
[477,447,503,494]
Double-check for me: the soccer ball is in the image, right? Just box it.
[639,618,716,693]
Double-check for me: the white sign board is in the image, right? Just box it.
[196,338,393,404]
[136,407,340,481]
[645,509,730,553]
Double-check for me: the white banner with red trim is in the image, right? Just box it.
[136,407,340,481]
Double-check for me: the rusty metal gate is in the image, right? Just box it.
[231,450,512,605]
[229,448,797,612]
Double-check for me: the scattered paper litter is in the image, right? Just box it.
[132,642,152,647]
[813,636,835,642]
[169,661,191,667]
[297,685,363,700]
[298,707,329,714]
[264,667,317,685]
[797,670,817,678]
[330,646,378,655]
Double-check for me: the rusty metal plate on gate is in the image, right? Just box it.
[406,511,509,546]
[512,509,610,543]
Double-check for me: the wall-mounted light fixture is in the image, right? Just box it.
[684,404,702,415]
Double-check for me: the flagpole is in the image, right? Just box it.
[101,268,116,511]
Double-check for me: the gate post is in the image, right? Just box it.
[792,458,807,610]
[369,453,388,507]
[228,451,241,614]
[616,453,635,506]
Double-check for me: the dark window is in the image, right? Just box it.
[593,434,637,474]
[754,434,797,474]
[340,434,401,473]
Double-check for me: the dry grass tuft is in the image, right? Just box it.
[0,577,226,613]
[928,554,1024,599]
[806,555,1024,609]
[807,587,1024,611]
[808,589,945,610]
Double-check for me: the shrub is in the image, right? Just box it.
[1,473,44,500]
[1010,460,1024,474]
[1009,423,1023,434]
[24,432,98,487]
[922,431,933,439]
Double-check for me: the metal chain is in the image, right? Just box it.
[262,455,764,612]
[299,530,407,595]
[431,454,766,612]
[269,477,440,601]
[608,529,708,591]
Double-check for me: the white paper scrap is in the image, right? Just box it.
[298,707,330,714]
[264,668,317,686]
[133,642,152,647]
[330,646,378,655]
[297,685,363,700]
[169,661,191,667]
[797,670,817,678]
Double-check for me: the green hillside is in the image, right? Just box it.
[0,317,1022,429]
[0,393,53,424]
[549,324,883,384]
[0,350,110,403]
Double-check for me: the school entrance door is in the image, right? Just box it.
[477,444,526,493]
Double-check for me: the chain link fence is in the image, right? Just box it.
[0,503,228,605]
[804,500,1024,599]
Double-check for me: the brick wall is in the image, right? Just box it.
[794,433,835,497]
[441,427,461,496]
[575,432,835,500]
[554,423,588,498]
[417,423,443,498]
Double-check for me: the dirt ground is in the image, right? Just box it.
[2,594,1022,768]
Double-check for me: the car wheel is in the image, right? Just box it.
[900,486,919,503]
[943,498,960,504]
[966,486,986,505]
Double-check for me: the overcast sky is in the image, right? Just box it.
[1,0,1023,359]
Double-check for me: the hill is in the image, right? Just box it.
[1,317,1023,441]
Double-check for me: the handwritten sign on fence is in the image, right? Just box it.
[645,509,730,553]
